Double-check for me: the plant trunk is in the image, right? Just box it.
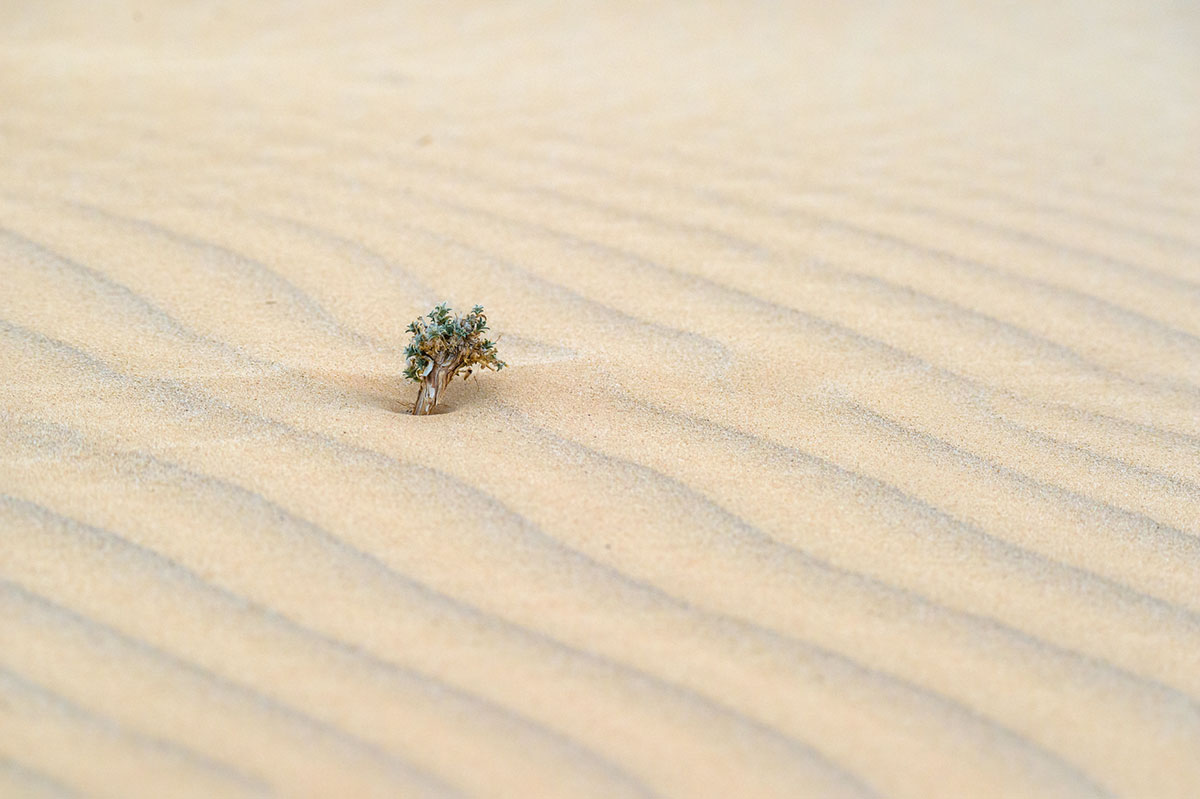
[412,362,455,415]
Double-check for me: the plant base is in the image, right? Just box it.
[412,364,454,415]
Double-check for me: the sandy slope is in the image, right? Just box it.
[2,1,1199,797]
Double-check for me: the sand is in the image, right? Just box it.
[2,1,1199,797]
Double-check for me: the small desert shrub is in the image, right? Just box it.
[403,303,505,415]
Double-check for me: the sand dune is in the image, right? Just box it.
[2,1,1199,796]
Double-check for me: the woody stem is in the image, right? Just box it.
[412,360,458,415]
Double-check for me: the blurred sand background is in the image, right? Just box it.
[2,1,1199,797]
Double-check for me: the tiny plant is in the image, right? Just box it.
[403,303,505,415]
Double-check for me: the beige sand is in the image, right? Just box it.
[2,1,1199,797]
